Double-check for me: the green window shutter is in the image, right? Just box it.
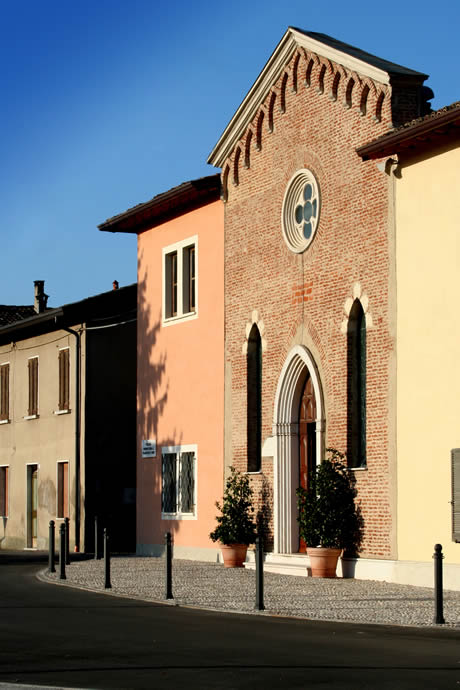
[451,449,460,542]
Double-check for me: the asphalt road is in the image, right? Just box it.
[1,555,460,689]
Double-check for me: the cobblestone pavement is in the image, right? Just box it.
[39,556,460,629]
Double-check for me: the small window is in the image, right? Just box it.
[0,363,10,422]
[57,461,69,519]
[58,348,70,411]
[28,357,39,417]
[163,237,198,323]
[161,446,196,518]
[0,466,8,517]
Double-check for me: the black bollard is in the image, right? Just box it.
[48,520,55,573]
[64,517,70,565]
[59,523,66,580]
[94,515,99,560]
[104,528,111,589]
[433,543,445,624]
[255,536,265,611]
[165,532,173,600]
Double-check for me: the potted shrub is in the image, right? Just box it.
[210,466,257,567]
[297,448,363,577]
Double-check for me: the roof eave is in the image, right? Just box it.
[98,175,221,234]
[357,106,460,160]
[0,307,63,339]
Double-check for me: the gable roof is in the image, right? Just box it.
[208,27,428,168]
[98,174,221,234]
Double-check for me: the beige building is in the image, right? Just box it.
[0,281,137,553]
[358,102,460,588]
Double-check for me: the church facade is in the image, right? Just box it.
[208,28,445,582]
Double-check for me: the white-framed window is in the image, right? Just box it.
[162,236,198,324]
[0,362,10,423]
[161,445,197,519]
[57,461,69,519]
[0,466,9,517]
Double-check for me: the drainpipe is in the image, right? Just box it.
[58,321,81,553]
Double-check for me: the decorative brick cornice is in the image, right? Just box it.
[215,29,418,202]
[208,27,427,171]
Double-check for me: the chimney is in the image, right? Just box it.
[34,280,49,314]
[112,280,119,290]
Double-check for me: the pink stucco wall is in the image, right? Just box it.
[136,199,224,553]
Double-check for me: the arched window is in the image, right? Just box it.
[347,300,366,468]
[247,324,262,472]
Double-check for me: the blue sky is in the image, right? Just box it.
[1,0,458,307]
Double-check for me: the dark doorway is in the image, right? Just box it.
[298,374,316,552]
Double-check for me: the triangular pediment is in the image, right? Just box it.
[208,27,428,168]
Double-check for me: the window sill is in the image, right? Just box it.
[0,419,10,425]
[349,466,367,472]
[24,414,39,421]
[161,513,197,521]
[54,409,71,416]
[162,311,198,327]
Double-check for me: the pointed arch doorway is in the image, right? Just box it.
[273,345,324,554]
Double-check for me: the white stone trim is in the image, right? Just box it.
[242,310,267,354]
[341,281,373,333]
[272,345,325,554]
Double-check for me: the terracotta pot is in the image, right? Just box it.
[307,546,342,578]
[220,543,248,568]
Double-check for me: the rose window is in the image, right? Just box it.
[282,169,321,253]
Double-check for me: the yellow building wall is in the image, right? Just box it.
[396,141,460,564]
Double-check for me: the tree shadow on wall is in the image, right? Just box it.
[138,251,183,551]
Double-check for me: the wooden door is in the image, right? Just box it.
[299,375,316,553]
